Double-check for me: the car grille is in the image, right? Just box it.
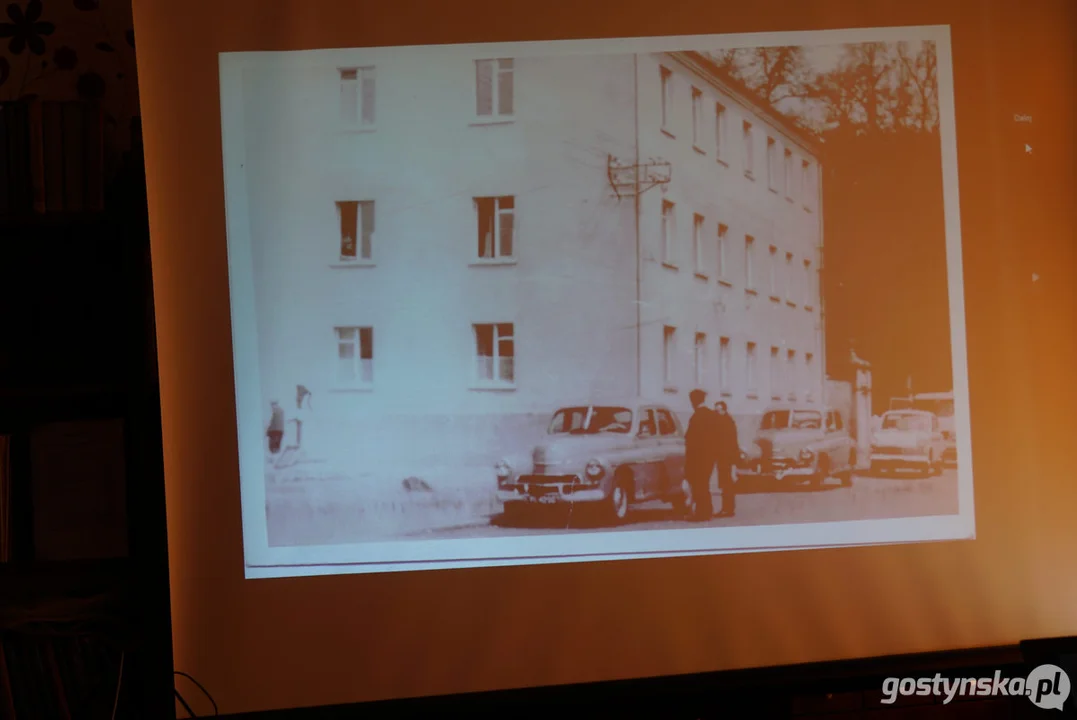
[875,446,912,455]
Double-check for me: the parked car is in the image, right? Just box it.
[890,391,957,466]
[495,401,689,523]
[869,409,946,476]
[736,405,857,487]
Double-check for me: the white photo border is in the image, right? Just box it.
[217,24,974,580]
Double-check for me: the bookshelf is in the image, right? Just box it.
[0,103,174,717]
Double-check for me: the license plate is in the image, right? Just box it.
[537,495,558,505]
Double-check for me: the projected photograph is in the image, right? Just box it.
[219,25,974,577]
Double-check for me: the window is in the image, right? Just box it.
[337,200,375,262]
[715,103,727,159]
[784,148,795,200]
[656,409,678,436]
[785,252,794,302]
[717,223,728,280]
[638,408,657,437]
[742,121,754,175]
[335,326,373,386]
[694,332,706,385]
[663,325,676,388]
[719,337,731,394]
[766,137,778,191]
[475,196,515,260]
[804,258,814,308]
[339,67,375,127]
[746,342,758,394]
[744,235,755,289]
[660,66,673,133]
[474,323,514,385]
[476,58,514,118]
[661,200,676,266]
[827,411,845,433]
[768,245,778,298]
[801,159,814,209]
[691,87,703,148]
[786,350,796,399]
[805,352,815,400]
[770,346,781,399]
[692,213,705,275]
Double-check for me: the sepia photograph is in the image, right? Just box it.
[219,25,973,578]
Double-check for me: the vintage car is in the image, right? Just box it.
[891,392,957,466]
[736,404,857,487]
[869,409,947,476]
[495,402,689,523]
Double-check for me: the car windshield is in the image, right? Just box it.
[549,406,633,434]
[882,413,932,431]
[791,410,822,429]
[912,399,954,417]
[759,410,791,430]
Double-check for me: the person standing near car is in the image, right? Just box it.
[713,401,739,518]
[266,400,284,454]
[685,389,717,520]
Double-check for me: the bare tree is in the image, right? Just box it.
[709,41,940,136]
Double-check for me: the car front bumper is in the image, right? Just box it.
[497,476,607,506]
[870,452,932,470]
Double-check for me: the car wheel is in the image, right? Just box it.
[608,472,632,523]
[840,449,856,487]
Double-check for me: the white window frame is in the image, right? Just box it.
[804,258,814,309]
[768,245,779,299]
[339,66,376,128]
[743,121,754,177]
[692,213,705,276]
[335,200,375,264]
[694,332,706,386]
[717,223,728,281]
[660,66,673,134]
[745,235,755,291]
[770,346,781,400]
[746,342,758,396]
[786,349,797,400]
[785,251,795,303]
[474,195,516,262]
[715,103,727,161]
[767,137,779,192]
[691,87,704,149]
[719,336,731,395]
[473,322,515,387]
[661,200,676,267]
[663,325,677,390]
[475,58,515,120]
[802,159,814,211]
[784,148,795,201]
[805,352,815,401]
[333,326,374,388]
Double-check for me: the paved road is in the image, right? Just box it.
[405,468,959,539]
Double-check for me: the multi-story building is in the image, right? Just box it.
[238,47,825,478]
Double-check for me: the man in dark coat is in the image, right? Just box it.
[713,401,739,517]
[266,401,284,454]
[684,389,717,520]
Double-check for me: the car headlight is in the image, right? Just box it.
[799,448,815,462]
[585,459,605,480]
[739,450,747,462]
[495,460,513,480]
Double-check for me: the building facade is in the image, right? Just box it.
[238,48,825,479]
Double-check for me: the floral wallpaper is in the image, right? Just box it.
[0,0,139,181]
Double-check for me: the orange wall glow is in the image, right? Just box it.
[133,0,1077,714]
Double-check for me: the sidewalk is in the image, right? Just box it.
[264,460,503,547]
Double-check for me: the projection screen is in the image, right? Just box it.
[220,24,973,579]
